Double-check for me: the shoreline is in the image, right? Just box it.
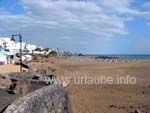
[85,54,150,60]
[58,55,150,63]
[0,57,150,113]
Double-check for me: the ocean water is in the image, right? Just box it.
[90,54,150,60]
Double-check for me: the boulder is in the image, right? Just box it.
[0,77,12,89]
[15,78,31,95]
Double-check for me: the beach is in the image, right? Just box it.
[0,57,150,113]
[28,57,150,113]
[0,64,20,74]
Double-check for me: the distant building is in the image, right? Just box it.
[0,47,15,64]
[0,37,38,64]
[0,37,58,64]
[0,37,38,54]
[0,52,7,64]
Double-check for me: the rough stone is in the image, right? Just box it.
[0,77,12,89]
[4,85,72,113]
[14,79,31,95]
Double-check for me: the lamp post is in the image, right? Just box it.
[11,33,22,72]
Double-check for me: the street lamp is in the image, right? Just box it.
[11,33,23,72]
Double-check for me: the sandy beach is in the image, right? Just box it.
[1,0,150,112]
[0,57,150,113]
[28,57,150,113]
[0,64,20,74]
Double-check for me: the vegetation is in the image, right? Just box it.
[34,47,42,52]
[78,53,84,56]
[49,50,57,57]
[63,51,73,56]
[43,48,50,52]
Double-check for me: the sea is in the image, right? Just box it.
[89,54,150,60]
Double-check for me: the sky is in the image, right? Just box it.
[0,0,150,54]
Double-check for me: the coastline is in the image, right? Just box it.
[0,57,150,113]
[85,54,150,60]
[29,57,150,113]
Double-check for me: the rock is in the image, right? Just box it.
[4,85,72,113]
[142,91,145,94]
[14,79,31,95]
[135,109,141,113]
[109,105,117,108]
[0,77,12,89]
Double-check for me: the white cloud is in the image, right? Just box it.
[146,22,150,26]
[143,1,150,8]
[95,0,135,13]
[0,0,150,52]
[1,0,128,36]
[1,0,149,33]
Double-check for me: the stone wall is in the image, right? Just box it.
[4,85,72,113]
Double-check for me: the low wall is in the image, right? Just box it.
[4,85,72,113]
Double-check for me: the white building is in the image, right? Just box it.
[26,44,37,53]
[0,37,38,54]
[0,37,58,64]
[0,37,39,64]
[0,48,15,64]
[0,53,7,64]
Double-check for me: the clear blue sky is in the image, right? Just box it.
[0,0,150,54]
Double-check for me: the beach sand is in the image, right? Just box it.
[29,57,150,113]
[0,64,20,74]
[0,58,150,113]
